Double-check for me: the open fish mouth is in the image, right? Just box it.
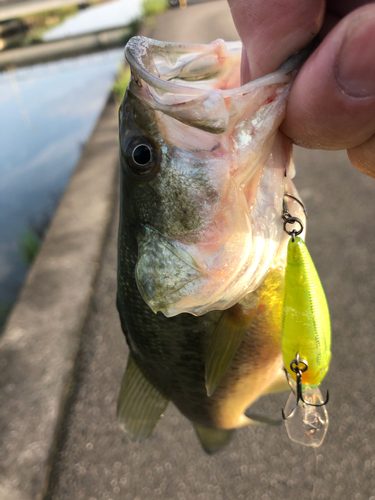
[123,37,307,317]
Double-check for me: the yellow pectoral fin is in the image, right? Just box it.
[264,368,290,394]
[205,305,256,397]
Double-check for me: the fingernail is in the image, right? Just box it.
[335,16,375,97]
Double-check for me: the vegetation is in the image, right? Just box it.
[126,18,142,41]
[18,5,79,46]
[1,218,46,333]
[112,65,131,104]
[14,1,111,47]
[0,303,12,333]
[18,228,40,266]
[6,0,158,50]
[17,196,58,266]
[142,0,168,17]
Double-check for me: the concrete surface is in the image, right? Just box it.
[44,154,375,500]
[145,0,238,43]
[0,27,131,70]
[2,1,375,500]
[0,0,97,22]
[0,93,119,499]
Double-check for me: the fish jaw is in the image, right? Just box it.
[121,37,303,317]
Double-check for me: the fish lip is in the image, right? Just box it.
[125,37,240,97]
[125,36,308,99]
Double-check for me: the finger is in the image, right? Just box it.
[347,134,375,178]
[327,0,371,18]
[320,1,372,38]
[282,4,375,150]
[227,0,325,80]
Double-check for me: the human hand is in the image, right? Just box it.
[227,0,375,177]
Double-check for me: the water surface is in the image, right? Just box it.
[0,49,123,305]
[43,0,143,41]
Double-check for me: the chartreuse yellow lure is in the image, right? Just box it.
[281,197,331,447]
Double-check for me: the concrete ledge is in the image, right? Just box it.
[0,90,120,500]
[0,0,98,22]
[0,27,131,70]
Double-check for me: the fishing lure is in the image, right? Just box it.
[281,195,331,447]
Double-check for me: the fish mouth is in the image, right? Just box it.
[125,36,308,97]
[125,36,308,135]
[126,37,307,317]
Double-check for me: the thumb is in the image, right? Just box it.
[228,0,325,81]
[282,5,375,151]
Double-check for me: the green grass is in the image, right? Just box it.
[13,0,153,49]
[112,65,131,104]
[2,225,42,333]
[18,228,40,266]
[17,1,118,48]
[19,5,79,46]
[142,0,168,17]
[21,5,78,25]
[0,303,12,333]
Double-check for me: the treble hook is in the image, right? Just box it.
[282,353,329,420]
[282,193,307,241]
[284,193,308,219]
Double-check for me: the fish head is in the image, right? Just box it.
[119,36,305,317]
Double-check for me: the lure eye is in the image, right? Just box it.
[123,136,159,176]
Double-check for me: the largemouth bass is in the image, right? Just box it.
[117,36,307,453]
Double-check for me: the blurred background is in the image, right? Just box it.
[1,1,375,500]
[0,0,185,330]
[0,0,136,328]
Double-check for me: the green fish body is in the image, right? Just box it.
[116,37,308,452]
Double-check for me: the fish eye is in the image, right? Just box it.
[132,144,152,166]
[122,136,159,176]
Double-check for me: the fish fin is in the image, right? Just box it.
[245,412,282,426]
[117,354,169,441]
[264,369,290,394]
[205,307,255,397]
[194,424,235,454]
